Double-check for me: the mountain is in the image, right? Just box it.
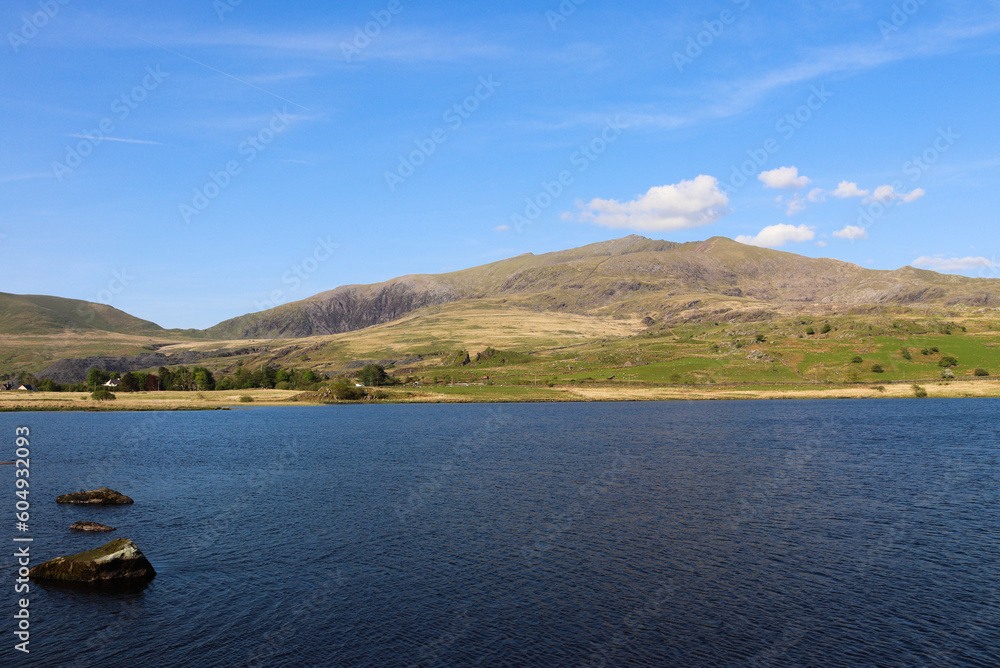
[0,293,165,335]
[204,236,1000,339]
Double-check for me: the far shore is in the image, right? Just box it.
[2,379,999,411]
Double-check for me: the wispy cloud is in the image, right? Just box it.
[531,15,1000,133]
[911,255,997,272]
[65,134,160,145]
[0,172,56,183]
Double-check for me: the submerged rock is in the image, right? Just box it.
[69,521,115,532]
[29,538,155,582]
[56,487,134,505]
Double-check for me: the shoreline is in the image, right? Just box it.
[2,379,999,411]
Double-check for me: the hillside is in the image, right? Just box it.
[205,236,1000,339]
[0,293,165,335]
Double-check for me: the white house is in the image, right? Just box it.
[104,378,122,388]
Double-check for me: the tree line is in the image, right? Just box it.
[8,365,326,393]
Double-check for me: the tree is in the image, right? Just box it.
[871,364,885,373]
[805,327,815,335]
[821,324,832,334]
[359,363,388,387]
[192,367,216,391]
[851,355,863,363]
[974,368,990,377]
[900,347,912,360]
[938,356,959,368]
[146,373,161,391]
[87,368,110,390]
[119,372,139,393]
[38,378,62,392]
[90,388,116,401]
[912,384,928,398]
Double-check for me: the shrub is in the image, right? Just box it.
[920,348,931,355]
[871,364,885,373]
[941,368,955,379]
[974,368,990,377]
[755,334,766,343]
[821,324,832,334]
[330,380,365,401]
[938,356,959,368]
[90,389,116,401]
[851,355,863,364]
[805,327,815,335]
[238,395,254,403]
[872,385,886,393]
[900,348,912,360]
[930,347,940,353]
[912,384,928,398]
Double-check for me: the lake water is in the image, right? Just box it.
[2,400,999,667]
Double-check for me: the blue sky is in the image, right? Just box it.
[2,0,999,329]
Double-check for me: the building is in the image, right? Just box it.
[104,378,122,388]
[0,381,36,391]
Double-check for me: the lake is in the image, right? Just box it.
[3,400,999,666]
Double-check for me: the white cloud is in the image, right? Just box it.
[911,255,997,272]
[833,225,868,240]
[736,224,815,248]
[864,185,925,204]
[758,166,811,190]
[831,181,869,198]
[574,175,729,231]
[816,240,828,247]
[493,224,510,232]
[807,188,827,202]
[786,194,808,215]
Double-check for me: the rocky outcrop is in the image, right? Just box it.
[29,538,155,582]
[36,350,212,384]
[56,487,134,505]
[205,278,464,339]
[70,521,115,532]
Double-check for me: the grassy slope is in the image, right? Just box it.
[0,293,168,335]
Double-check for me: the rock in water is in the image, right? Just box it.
[29,538,155,582]
[69,521,115,532]
[56,487,134,505]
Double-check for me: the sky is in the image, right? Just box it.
[2,0,999,329]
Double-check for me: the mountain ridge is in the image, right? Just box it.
[3,236,998,340]
[203,235,1000,339]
